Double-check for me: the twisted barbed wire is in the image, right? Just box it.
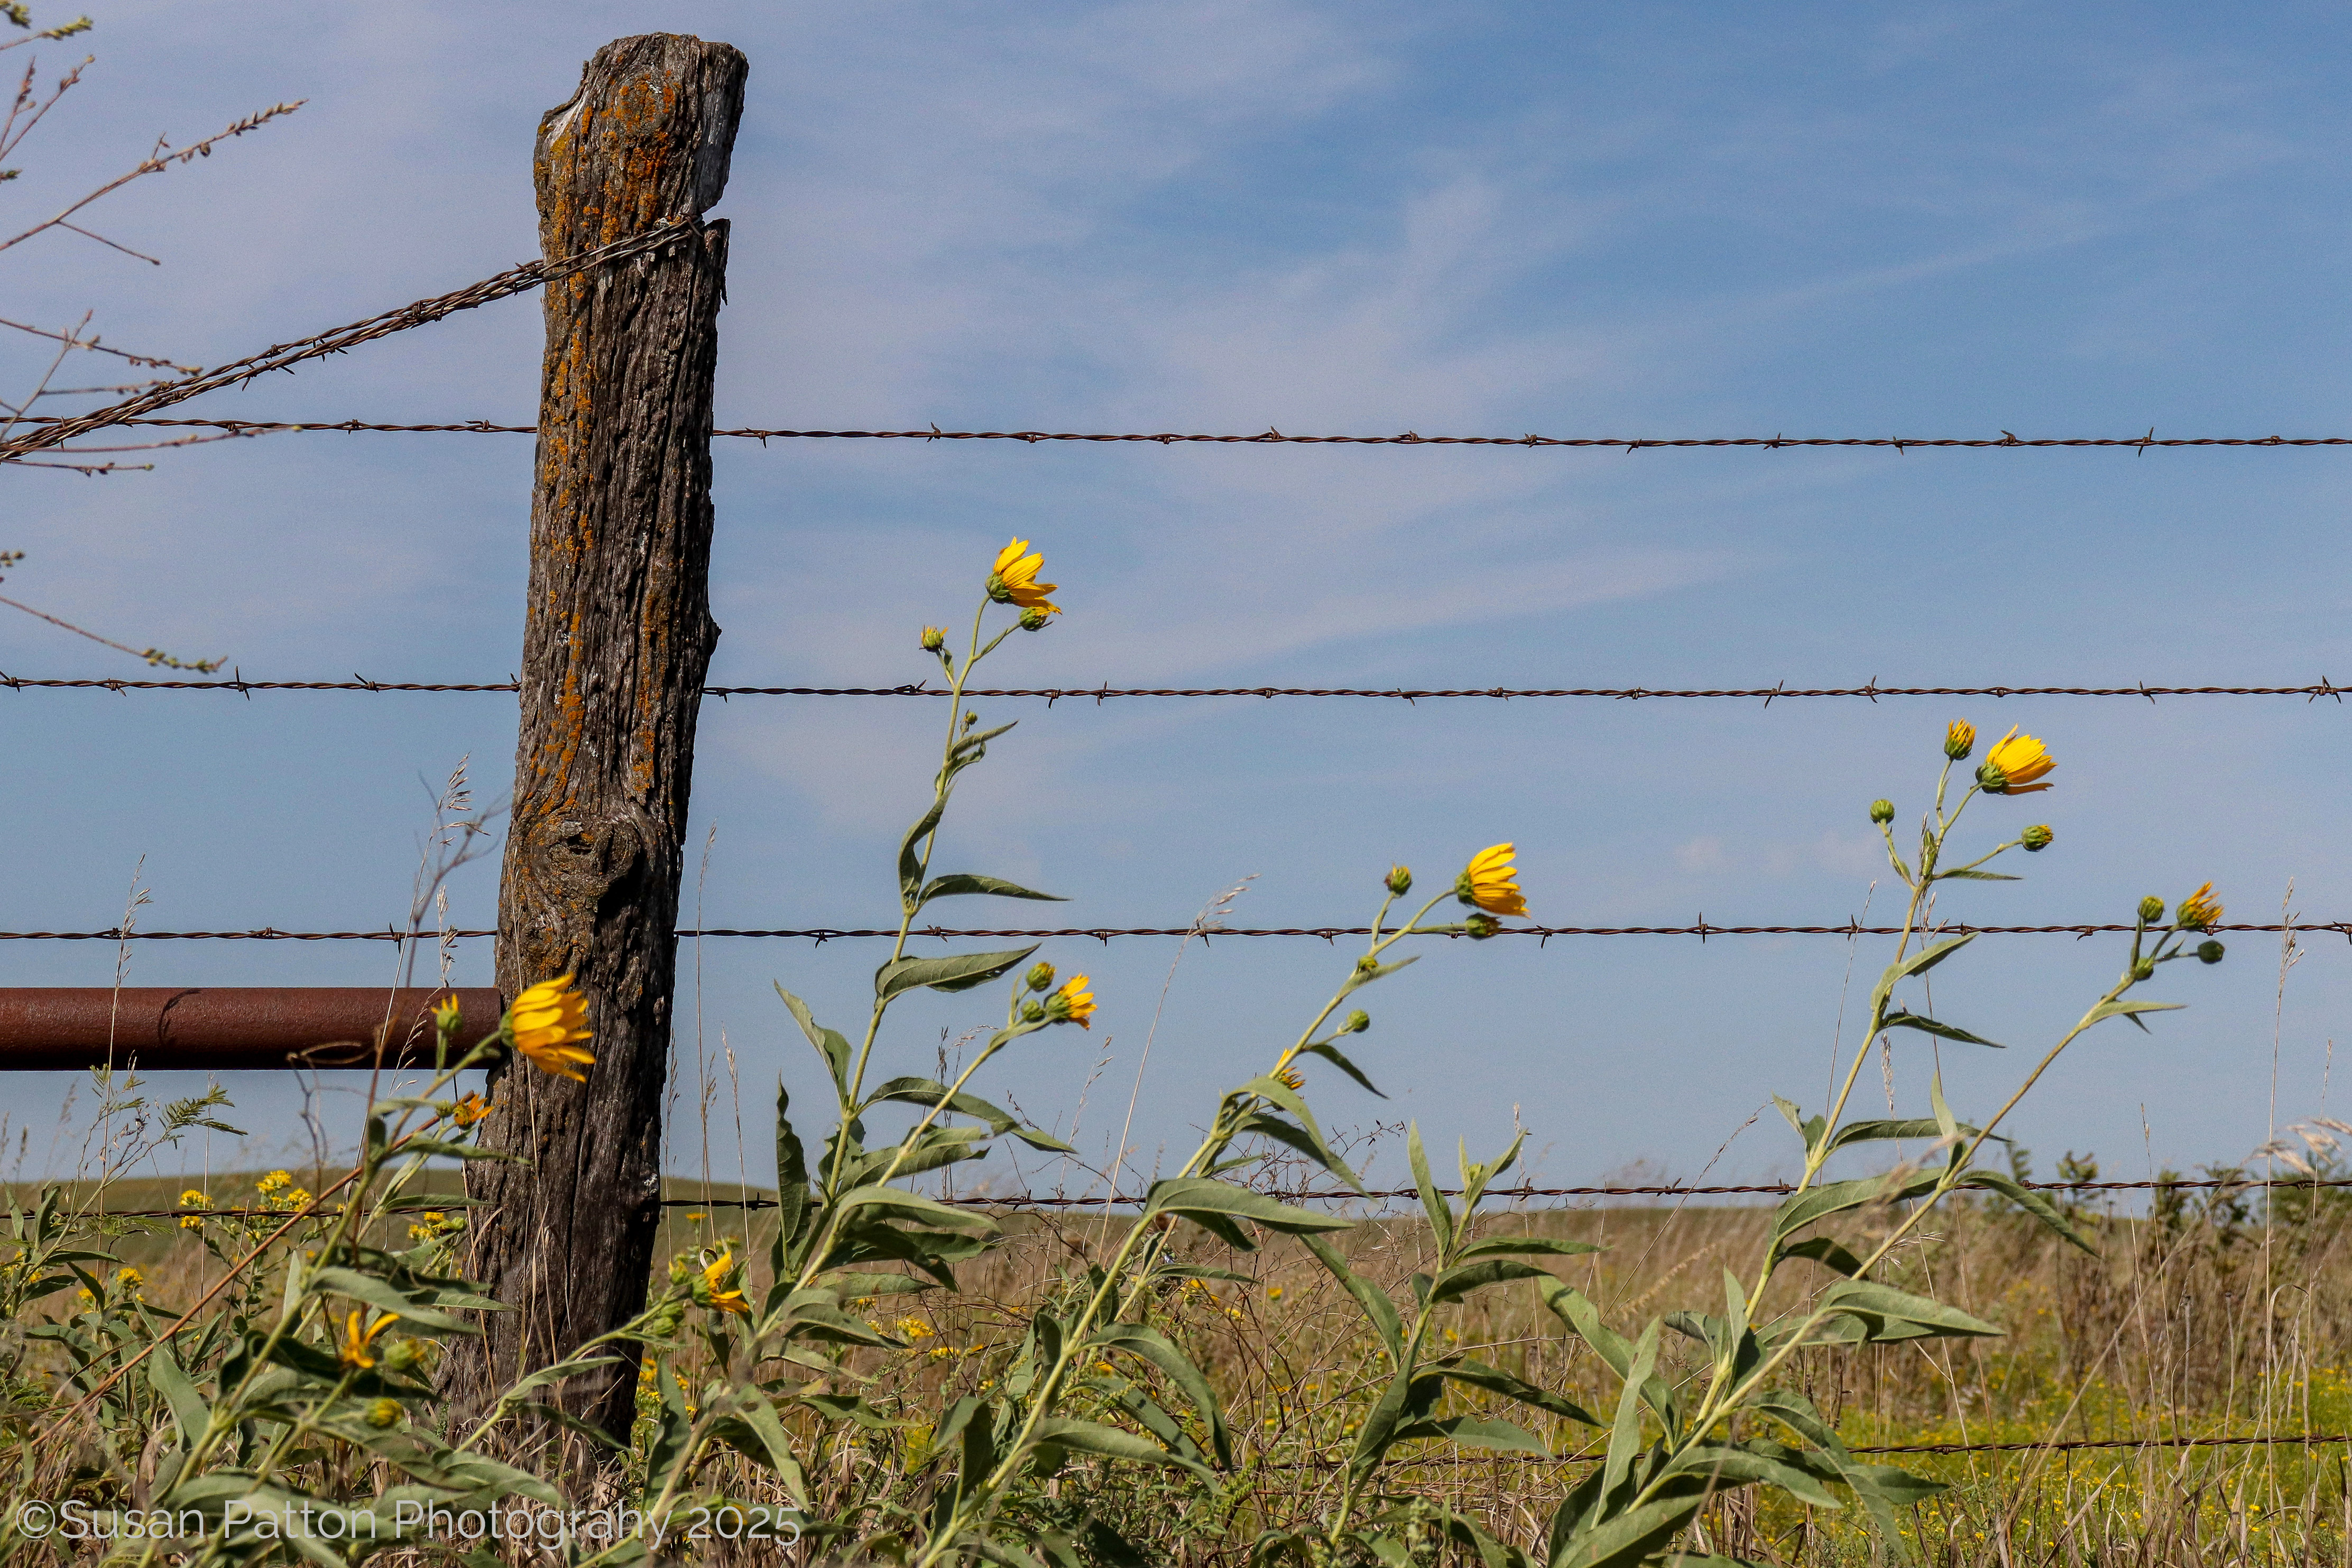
[0,919,2330,943]
[0,218,702,466]
[15,417,2352,452]
[1,673,2346,703]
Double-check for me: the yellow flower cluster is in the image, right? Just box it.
[258,1170,313,1211]
[179,1189,208,1230]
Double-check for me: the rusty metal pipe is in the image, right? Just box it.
[0,988,505,1071]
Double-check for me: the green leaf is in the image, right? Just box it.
[1408,1123,1455,1256]
[1822,1118,1947,1156]
[1233,1072,1363,1191]
[1090,1322,1233,1467]
[1141,1177,1353,1236]
[1664,1442,1843,1509]
[1956,1169,2097,1255]
[1456,1235,1603,1262]
[2088,997,2185,1032]
[1935,868,2021,882]
[1300,1039,1386,1098]
[715,1393,811,1509]
[876,946,1040,1001]
[918,873,1066,905]
[832,1185,999,1231]
[863,1076,1074,1151]
[145,1345,208,1448]
[1602,1320,1659,1498]
[773,1082,811,1267]
[1881,1008,2005,1049]
[305,1267,481,1333]
[1778,1237,1865,1277]
[1389,1415,1549,1455]
[1867,933,1976,1019]
[1535,1278,1677,1434]
[1813,1279,2001,1341]
[1770,1168,1942,1248]
[1033,1415,1215,1480]
[776,986,853,1097]
[1443,1359,1603,1427]
[1774,1095,1829,1156]
[1302,1233,1403,1365]
[1429,1258,1551,1304]
[898,797,948,905]
[1549,1494,1705,1568]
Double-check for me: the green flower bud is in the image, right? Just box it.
[1976,760,2009,793]
[1355,954,1379,974]
[2198,939,2225,964]
[1342,1010,1371,1035]
[2138,896,2166,925]
[2021,824,2052,852]
[1463,912,1500,940]
[1018,607,1051,631]
[1022,1001,1046,1024]
[1385,864,1412,896]
[1868,799,1895,825]
[365,1398,402,1429]
[2133,960,2156,982]
[1026,962,1057,993]
[1944,721,1976,761]
[919,626,947,653]
[382,1338,426,1374]
[985,571,1013,604]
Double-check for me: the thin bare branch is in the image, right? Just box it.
[0,590,219,668]
[0,315,195,371]
[0,97,302,256]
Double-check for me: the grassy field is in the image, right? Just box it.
[19,1162,2352,1565]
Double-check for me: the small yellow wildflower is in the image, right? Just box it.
[179,1189,209,1230]
[2177,882,2224,931]
[1456,843,1528,918]
[988,539,1060,616]
[1267,1285,1284,1301]
[257,1170,291,1194]
[339,1309,396,1369]
[896,1315,936,1341]
[431,995,462,1035]
[1274,1065,1305,1092]
[701,1249,749,1316]
[508,974,595,1082]
[451,1092,490,1127]
[1978,726,2055,795]
[1048,974,1095,1029]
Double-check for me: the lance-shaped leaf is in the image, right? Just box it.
[1231,1071,1362,1189]
[1867,932,1976,1019]
[1547,1496,1706,1568]
[776,985,853,1097]
[876,946,1040,1001]
[1300,1039,1386,1098]
[918,873,1066,905]
[1302,1233,1404,1364]
[1822,1117,1949,1156]
[1430,1257,1553,1305]
[1956,1168,2097,1254]
[1774,1094,1829,1157]
[1601,1320,1661,1498]
[1536,1278,1679,1435]
[864,1076,1074,1151]
[1032,1415,1215,1481]
[1350,1369,1446,1476]
[1408,1124,1455,1256]
[145,1345,208,1448]
[1443,1359,1603,1427]
[1769,1168,1942,1248]
[832,1184,998,1231]
[1456,1234,1603,1262]
[2088,997,2186,1033]
[306,1267,482,1333]
[1663,1442,1844,1508]
[1090,1321,1233,1466]
[1778,1236,1866,1277]
[1813,1279,2001,1342]
[1389,1414,1549,1456]
[898,796,948,905]
[1882,1008,2005,1048]
[1141,1177,1353,1237]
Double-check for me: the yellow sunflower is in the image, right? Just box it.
[1978,727,2055,795]
[988,539,1060,616]
[508,975,595,1082]
[1456,843,1528,918]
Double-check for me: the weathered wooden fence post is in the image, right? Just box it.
[450,32,745,1433]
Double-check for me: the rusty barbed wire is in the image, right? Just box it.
[0,919,2336,943]
[0,218,702,466]
[1,673,2347,702]
[17,416,2352,451]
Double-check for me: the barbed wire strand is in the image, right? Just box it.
[0,920,2331,943]
[17,416,2352,452]
[2,674,2348,703]
[0,219,702,466]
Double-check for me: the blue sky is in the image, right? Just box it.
[4,1,2351,1196]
